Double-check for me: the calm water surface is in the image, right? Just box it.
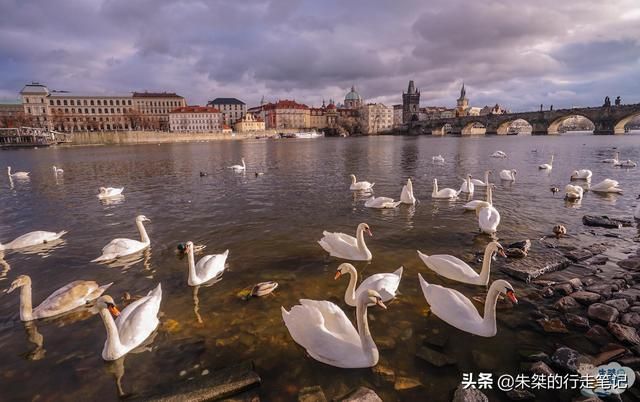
[0,134,639,401]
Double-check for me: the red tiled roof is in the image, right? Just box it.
[170,106,220,113]
[133,92,184,98]
[326,103,337,109]
[263,99,309,110]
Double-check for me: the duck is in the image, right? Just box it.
[505,239,531,258]
[499,169,517,181]
[590,179,623,194]
[538,155,554,170]
[564,184,584,201]
[462,181,493,211]
[417,241,505,286]
[476,186,500,234]
[553,224,567,238]
[91,215,151,263]
[615,160,637,168]
[249,281,279,297]
[491,151,507,158]
[570,169,592,181]
[184,241,229,286]
[550,187,560,195]
[349,174,374,191]
[228,158,246,171]
[335,263,402,307]
[281,289,387,368]
[400,178,417,205]
[364,196,401,209]
[418,274,517,337]
[98,187,124,199]
[432,155,445,163]
[459,175,474,194]
[7,166,30,179]
[7,275,112,322]
[199,171,208,177]
[602,151,620,164]
[94,284,162,361]
[432,178,459,199]
[318,223,373,261]
[471,171,491,187]
[52,165,64,174]
[0,230,68,251]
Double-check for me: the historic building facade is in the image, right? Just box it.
[207,98,246,125]
[360,103,393,134]
[0,100,25,128]
[169,106,221,132]
[455,83,470,117]
[263,100,310,129]
[402,80,420,123]
[344,86,363,109]
[132,92,186,130]
[234,113,265,132]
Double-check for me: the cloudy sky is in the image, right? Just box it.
[1,0,639,111]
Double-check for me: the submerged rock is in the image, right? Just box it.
[586,325,613,346]
[565,313,590,331]
[416,346,457,367]
[394,376,422,391]
[537,318,569,333]
[551,346,591,373]
[371,364,395,386]
[452,384,488,402]
[582,215,623,229]
[553,296,581,312]
[608,322,640,345]
[338,387,382,402]
[299,386,327,402]
[505,388,536,400]
[529,361,555,376]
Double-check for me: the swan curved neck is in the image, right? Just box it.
[483,286,500,333]
[187,250,197,282]
[351,176,356,184]
[486,187,493,204]
[355,297,378,365]
[432,180,438,196]
[479,248,494,284]
[356,227,370,257]
[343,268,358,306]
[18,284,34,321]
[99,308,122,357]
[136,220,149,244]
[484,171,489,185]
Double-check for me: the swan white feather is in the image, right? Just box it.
[335,263,402,306]
[318,223,372,261]
[92,215,150,262]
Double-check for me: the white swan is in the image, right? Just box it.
[615,160,637,168]
[335,263,402,307]
[432,178,459,199]
[8,275,111,321]
[184,241,229,286]
[0,230,68,251]
[228,158,246,171]
[91,215,151,262]
[7,166,30,179]
[570,169,592,181]
[400,178,416,205]
[52,165,64,174]
[635,199,640,220]
[418,274,517,337]
[417,241,505,286]
[471,171,491,187]
[499,169,517,181]
[590,179,622,194]
[364,196,401,209]
[538,155,554,170]
[491,151,507,158]
[602,151,620,164]
[463,182,493,211]
[476,187,500,234]
[318,223,372,261]
[95,284,162,361]
[281,289,386,368]
[349,174,374,191]
[459,175,474,194]
[564,184,584,201]
[98,187,124,199]
[432,155,445,163]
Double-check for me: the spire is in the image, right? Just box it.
[460,82,466,99]
[407,80,415,94]
[260,95,265,105]
[322,99,326,108]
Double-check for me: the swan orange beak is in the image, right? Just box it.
[366,229,373,237]
[506,290,518,304]
[108,304,121,317]
[334,271,342,280]
[498,248,507,258]
[376,300,387,309]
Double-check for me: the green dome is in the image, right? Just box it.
[345,86,361,101]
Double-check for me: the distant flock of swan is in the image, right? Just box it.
[1,148,638,370]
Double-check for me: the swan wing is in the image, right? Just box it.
[365,197,393,208]
[102,238,145,256]
[470,179,485,186]
[357,267,402,301]
[418,253,478,282]
[400,185,416,204]
[418,275,483,329]
[6,231,60,248]
[33,281,99,318]
[116,285,161,347]
[195,251,228,281]
[479,206,500,233]
[463,200,488,211]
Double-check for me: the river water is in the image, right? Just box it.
[0,133,639,401]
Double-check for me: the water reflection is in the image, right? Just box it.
[23,321,45,360]
[100,195,125,206]
[0,252,9,280]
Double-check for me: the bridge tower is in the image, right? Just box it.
[456,83,469,117]
[402,80,420,124]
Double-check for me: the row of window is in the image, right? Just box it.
[138,100,182,107]
[49,98,132,107]
[214,104,244,110]
[54,107,133,115]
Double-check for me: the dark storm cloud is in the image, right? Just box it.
[0,0,638,110]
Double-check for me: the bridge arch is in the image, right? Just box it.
[547,114,595,135]
[432,123,451,136]
[614,112,640,134]
[461,121,486,136]
[496,119,533,135]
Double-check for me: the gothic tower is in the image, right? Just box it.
[402,80,420,123]
[456,83,469,117]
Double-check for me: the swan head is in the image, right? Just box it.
[136,215,151,223]
[360,289,386,309]
[7,275,31,293]
[488,241,506,258]
[490,280,518,304]
[334,263,356,280]
[349,174,356,183]
[570,170,579,179]
[99,187,107,193]
[183,241,194,254]
[357,223,372,237]
[95,295,120,317]
[511,169,517,176]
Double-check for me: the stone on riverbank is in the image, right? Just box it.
[588,303,619,323]
[551,346,592,373]
[619,258,640,271]
[298,386,327,402]
[605,299,630,313]
[621,312,640,327]
[571,291,601,305]
[416,346,457,367]
[586,325,613,346]
[582,215,623,229]
[452,384,488,402]
[394,376,423,391]
[505,388,536,400]
[537,318,569,333]
[554,296,581,312]
[497,241,570,282]
[608,322,640,345]
[337,387,382,402]
[565,313,590,330]
[134,361,261,402]
[529,361,555,376]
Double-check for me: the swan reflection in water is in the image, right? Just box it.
[104,332,158,398]
[0,252,9,281]
[192,277,223,325]
[104,248,152,271]
[99,194,125,206]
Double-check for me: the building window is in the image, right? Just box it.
[116,100,120,106]
[97,100,101,106]
[98,108,102,114]
[111,108,115,114]
[128,100,131,105]
[110,100,114,106]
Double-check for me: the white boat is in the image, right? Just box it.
[292,131,324,139]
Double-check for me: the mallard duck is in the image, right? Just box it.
[553,225,567,238]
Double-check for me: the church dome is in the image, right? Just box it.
[344,86,361,101]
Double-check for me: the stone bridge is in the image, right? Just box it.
[401,103,640,136]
